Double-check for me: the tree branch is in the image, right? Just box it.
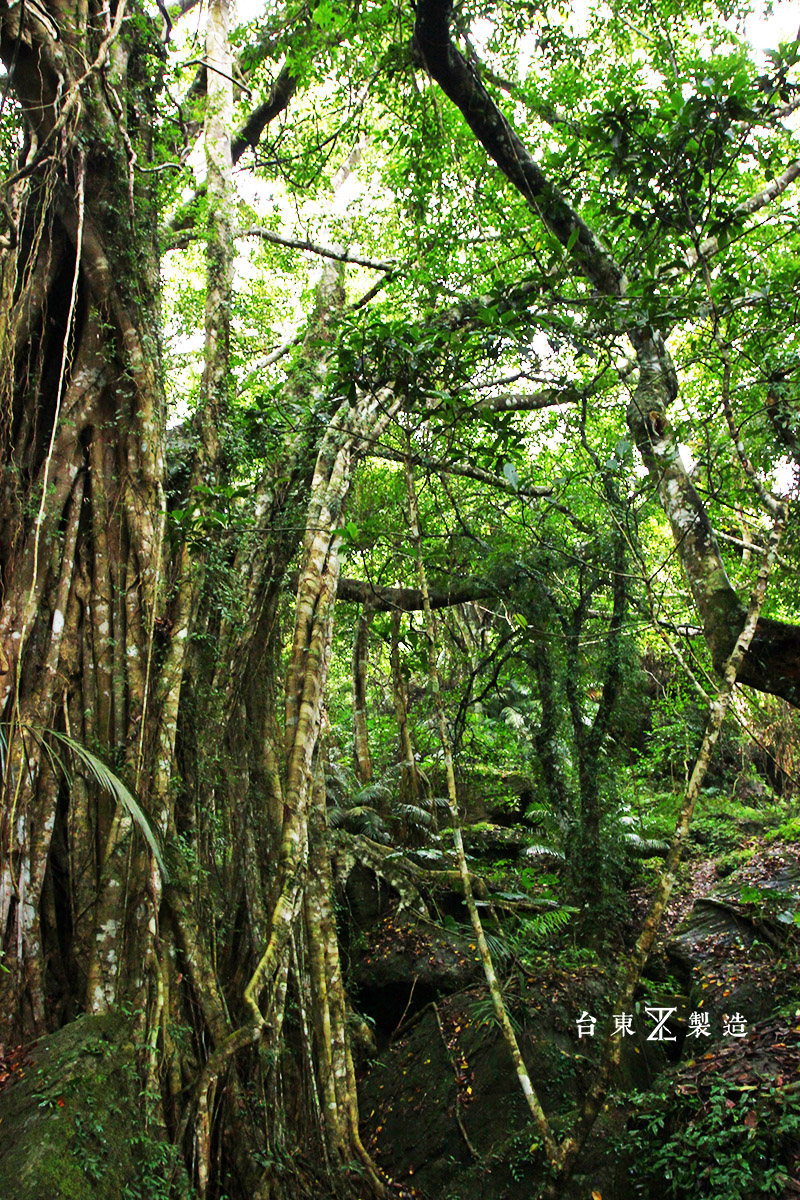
[414,0,800,710]
[368,442,553,498]
[238,226,395,271]
[163,65,297,238]
[414,0,625,298]
[310,574,498,612]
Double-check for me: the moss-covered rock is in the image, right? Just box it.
[0,1012,181,1200]
[358,980,668,1200]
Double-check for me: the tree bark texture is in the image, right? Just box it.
[0,6,393,1194]
[0,0,169,1029]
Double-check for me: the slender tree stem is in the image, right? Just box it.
[404,440,558,1163]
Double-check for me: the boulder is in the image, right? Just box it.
[0,1013,185,1200]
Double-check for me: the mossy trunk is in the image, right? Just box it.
[0,6,392,1196]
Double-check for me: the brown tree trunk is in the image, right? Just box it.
[390,611,423,807]
[0,0,169,1030]
[0,7,391,1196]
[352,608,374,785]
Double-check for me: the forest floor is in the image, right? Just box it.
[0,792,796,1200]
[356,788,800,1200]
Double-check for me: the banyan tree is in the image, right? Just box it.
[0,0,797,1194]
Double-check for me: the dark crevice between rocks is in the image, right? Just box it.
[355,980,440,1050]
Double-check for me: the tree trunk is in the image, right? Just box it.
[352,608,373,785]
[0,0,169,1031]
[0,6,392,1193]
[390,611,423,807]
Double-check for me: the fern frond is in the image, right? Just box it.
[522,842,566,863]
[519,905,575,944]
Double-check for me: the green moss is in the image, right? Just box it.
[769,816,800,843]
[0,1013,184,1200]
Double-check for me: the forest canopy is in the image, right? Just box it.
[0,0,798,1195]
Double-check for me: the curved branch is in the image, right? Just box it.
[414,0,625,298]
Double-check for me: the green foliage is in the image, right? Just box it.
[628,1080,800,1198]
[466,988,523,1037]
[516,907,576,946]
[771,815,800,843]
[123,1136,190,1200]
[328,803,391,843]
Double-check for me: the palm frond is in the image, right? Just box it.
[327,806,349,829]
[466,990,523,1036]
[324,760,356,801]
[500,706,527,731]
[409,847,447,863]
[353,781,391,808]
[524,808,554,824]
[44,730,169,882]
[394,803,433,829]
[504,678,530,703]
[483,929,513,967]
[329,805,391,843]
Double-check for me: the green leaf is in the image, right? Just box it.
[44,730,169,882]
[503,462,519,491]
